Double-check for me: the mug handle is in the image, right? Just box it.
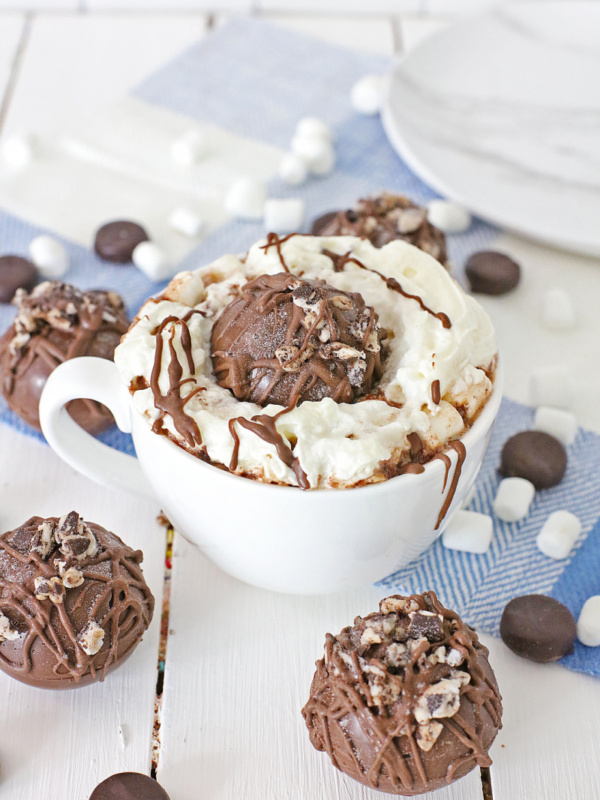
[39,357,155,502]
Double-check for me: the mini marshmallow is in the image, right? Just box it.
[291,135,335,176]
[577,596,600,647]
[493,477,535,522]
[225,177,267,220]
[530,365,574,410]
[536,510,581,560]
[427,200,472,234]
[1,133,36,169]
[168,207,204,238]
[351,74,385,115]
[132,241,172,282]
[541,288,576,331]
[442,510,493,554]
[29,236,69,279]
[295,117,332,142]
[170,128,210,167]
[264,198,305,235]
[533,406,577,446]
[278,153,309,186]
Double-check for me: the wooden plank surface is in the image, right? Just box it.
[0,13,25,126]
[157,533,485,800]
[484,634,600,800]
[0,10,599,800]
[0,426,164,800]
[1,12,207,138]
[260,12,397,55]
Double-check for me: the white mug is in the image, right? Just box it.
[39,358,503,595]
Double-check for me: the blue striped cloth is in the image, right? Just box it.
[1,18,599,675]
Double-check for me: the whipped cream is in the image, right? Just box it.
[115,235,497,489]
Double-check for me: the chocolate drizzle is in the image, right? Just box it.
[431,379,441,405]
[435,441,467,530]
[302,591,502,795]
[323,250,452,329]
[230,404,309,490]
[259,232,297,272]
[0,515,154,688]
[150,313,203,448]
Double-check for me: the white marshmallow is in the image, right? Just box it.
[533,406,577,446]
[577,596,600,647]
[541,288,577,331]
[1,133,36,169]
[278,153,308,186]
[442,510,493,554]
[225,177,267,220]
[291,135,335,176]
[537,510,581,560]
[427,200,472,234]
[530,365,574,410]
[295,117,332,142]
[168,207,204,238]
[170,128,210,167]
[493,477,535,522]
[264,198,305,235]
[29,236,69,279]
[351,74,385,115]
[132,241,171,282]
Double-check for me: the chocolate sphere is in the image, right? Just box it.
[0,281,129,432]
[302,592,502,796]
[312,193,448,268]
[0,513,155,689]
[211,272,385,407]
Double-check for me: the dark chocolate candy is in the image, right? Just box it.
[310,193,449,267]
[500,594,576,663]
[500,430,567,489]
[302,592,502,796]
[94,221,149,263]
[211,272,385,407]
[89,773,170,800]
[0,513,155,689]
[0,281,129,432]
[465,251,520,295]
[0,255,37,303]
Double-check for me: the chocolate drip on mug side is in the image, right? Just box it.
[435,441,467,530]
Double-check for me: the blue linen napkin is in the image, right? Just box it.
[0,17,598,676]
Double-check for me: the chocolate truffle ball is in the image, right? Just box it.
[302,592,502,796]
[0,512,155,689]
[312,193,448,268]
[211,272,385,407]
[0,281,129,432]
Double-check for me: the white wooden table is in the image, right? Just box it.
[1,9,600,800]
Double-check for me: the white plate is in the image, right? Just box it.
[382,1,600,257]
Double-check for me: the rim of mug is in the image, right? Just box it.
[132,359,503,497]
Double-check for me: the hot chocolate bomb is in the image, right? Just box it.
[302,592,502,796]
[0,281,129,432]
[0,513,154,688]
[211,272,385,407]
